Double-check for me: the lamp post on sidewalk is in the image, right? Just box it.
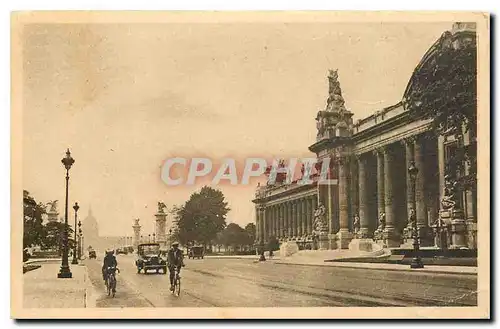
[408,161,424,269]
[78,220,82,259]
[72,202,80,265]
[58,149,75,278]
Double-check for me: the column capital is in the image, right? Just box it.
[401,135,418,147]
[354,153,368,164]
[333,155,350,166]
[372,147,387,158]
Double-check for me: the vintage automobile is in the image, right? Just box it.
[88,250,97,259]
[188,246,204,259]
[135,243,167,274]
[116,248,128,255]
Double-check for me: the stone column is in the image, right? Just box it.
[277,205,281,238]
[337,156,351,249]
[276,203,282,238]
[375,148,385,227]
[403,137,415,232]
[311,196,318,233]
[269,206,274,238]
[287,202,293,238]
[47,209,59,223]
[275,205,280,239]
[383,146,400,247]
[301,198,307,237]
[155,211,167,248]
[281,204,286,238]
[255,205,260,243]
[297,200,303,237]
[357,155,370,237]
[291,201,297,238]
[263,207,268,242]
[415,135,431,245]
[306,197,312,235]
[132,219,141,251]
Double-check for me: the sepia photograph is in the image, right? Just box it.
[10,11,490,319]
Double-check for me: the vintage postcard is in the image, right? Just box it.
[11,11,490,319]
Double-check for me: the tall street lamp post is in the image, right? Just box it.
[58,149,75,278]
[78,220,82,259]
[408,161,424,269]
[72,202,80,264]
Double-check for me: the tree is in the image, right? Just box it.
[23,190,45,249]
[41,221,75,255]
[244,223,256,246]
[218,223,248,252]
[405,31,477,193]
[267,236,280,252]
[176,186,230,247]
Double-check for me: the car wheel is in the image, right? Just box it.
[137,267,141,274]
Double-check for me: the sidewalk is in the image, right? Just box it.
[205,254,281,260]
[274,258,477,275]
[25,258,61,265]
[205,253,476,275]
[23,263,91,308]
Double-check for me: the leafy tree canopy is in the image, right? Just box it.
[23,190,45,248]
[405,32,477,190]
[176,186,230,246]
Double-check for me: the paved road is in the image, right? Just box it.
[84,255,477,307]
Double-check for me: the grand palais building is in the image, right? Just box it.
[252,22,477,252]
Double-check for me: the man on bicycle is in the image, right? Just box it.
[102,249,118,284]
[167,242,185,291]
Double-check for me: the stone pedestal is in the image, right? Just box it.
[317,232,330,250]
[348,238,375,252]
[440,209,467,249]
[450,211,467,249]
[47,210,59,223]
[466,219,477,249]
[383,227,400,248]
[155,212,167,248]
[337,229,352,249]
[132,219,141,251]
[417,226,434,247]
[279,241,299,258]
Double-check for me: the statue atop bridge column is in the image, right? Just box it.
[46,200,59,223]
[155,201,168,248]
[132,218,141,251]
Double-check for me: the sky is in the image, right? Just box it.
[21,21,453,237]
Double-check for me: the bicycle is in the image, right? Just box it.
[105,266,119,297]
[170,266,181,297]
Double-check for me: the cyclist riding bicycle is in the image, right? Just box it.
[167,242,185,291]
[102,249,118,284]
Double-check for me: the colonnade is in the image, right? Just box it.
[255,133,441,249]
[256,195,317,243]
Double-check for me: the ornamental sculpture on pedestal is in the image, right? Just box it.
[313,202,328,234]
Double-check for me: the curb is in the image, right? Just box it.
[83,265,97,308]
[274,261,478,276]
[24,258,62,265]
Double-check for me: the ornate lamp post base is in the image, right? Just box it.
[57,266,73,278]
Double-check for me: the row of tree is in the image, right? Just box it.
[172,186,258,252]
[23,190,75,253]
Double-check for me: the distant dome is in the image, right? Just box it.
[82,206,99,237]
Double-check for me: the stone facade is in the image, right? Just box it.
[252,23,477,251]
